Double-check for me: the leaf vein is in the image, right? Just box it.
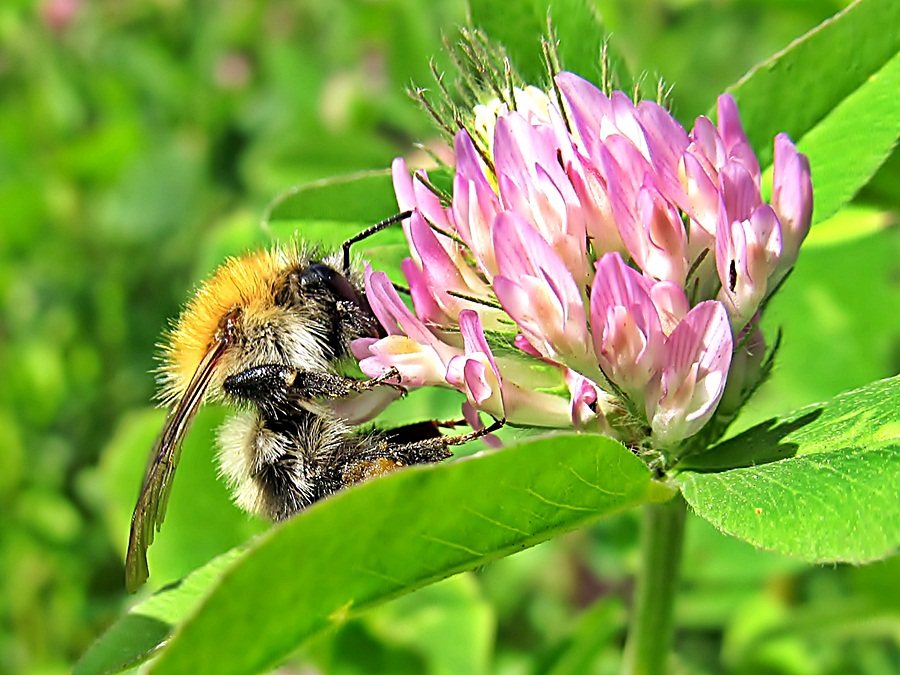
[461,507,533,536]
[353,566,405,587]
[523,488,594,511]
[419,534,485,557]
[565,466,625,496]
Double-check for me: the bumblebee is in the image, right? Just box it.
[125,213,502,592]
[217,363,502,521]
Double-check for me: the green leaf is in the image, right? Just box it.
[726,0,900,228]
[726,0,900,171]
[263,169,455,283]
[678,376,900,564]
[795,49,900,226]
[74,549,245,675]
[469,0,608,84]
[130,434,652,675]
[264,169,399,228]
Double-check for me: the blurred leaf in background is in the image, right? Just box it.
[1,0,897,673]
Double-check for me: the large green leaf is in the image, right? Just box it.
[794,49,900,226]
[76,434,655,675]
[726,0,900,171]
[678,376,900,564]
[264,169,399,227]
[469,0,609,84]
[74,550,244,675]
[727,0,900,228]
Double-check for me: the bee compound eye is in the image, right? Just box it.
[299,264,363,306]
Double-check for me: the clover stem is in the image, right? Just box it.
[622,493,687,675]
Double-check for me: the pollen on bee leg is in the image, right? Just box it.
[342,457,405,485]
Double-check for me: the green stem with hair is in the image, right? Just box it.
[622,494,688,675]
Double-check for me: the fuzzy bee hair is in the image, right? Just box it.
[125,213,503,594]
[216,407,450,522]
[217,364,500,523]
[157,243,376,407]
[126,237,389,593]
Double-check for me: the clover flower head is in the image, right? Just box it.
[356,69,812,460]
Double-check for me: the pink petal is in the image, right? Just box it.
[564,153,625,255]
[680,151,720,237]
[451,172,500,277]
[635,99,691,210]
[443,310,505,417]
[391,157,416,212]
[494,112,566,186]
[493,113,588,278]
[401,257,447,325]
[458,309,501,375]
[719,160,761,224]
[608,90,651,157]
[637,184,689,284]
[590,251,654,313]
[648,300,733,445]
[716,204,783,328]
[565,369,611,433]
[406,211,492,321]
[357,335,445,387]
[590,253,665,396]
[463,358,492,404]
[599,136,650,256]
[408,211,462,289]
[555,71,614,160]
[771,133,812,275]
[688,115,725,174]
[491,213,590,364]
[648,280,690,334]
[492,275,551,356]
[411,169,453,232]
[492,211,580,308]
[364,268,447,350]
[454,129,489,183]
[716,94,760,183]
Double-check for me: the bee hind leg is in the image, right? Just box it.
[340,417,506,489]
[388,416,507,465]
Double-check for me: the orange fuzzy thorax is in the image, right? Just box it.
[160,249,284,402]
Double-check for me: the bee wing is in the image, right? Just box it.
[125,339,227,593]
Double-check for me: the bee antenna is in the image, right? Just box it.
[341,211,413,273]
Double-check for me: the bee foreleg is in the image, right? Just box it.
[290,366,407,399]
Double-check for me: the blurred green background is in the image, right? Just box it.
[1,0,897,673]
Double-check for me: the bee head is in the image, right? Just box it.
[158,246,371,407]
